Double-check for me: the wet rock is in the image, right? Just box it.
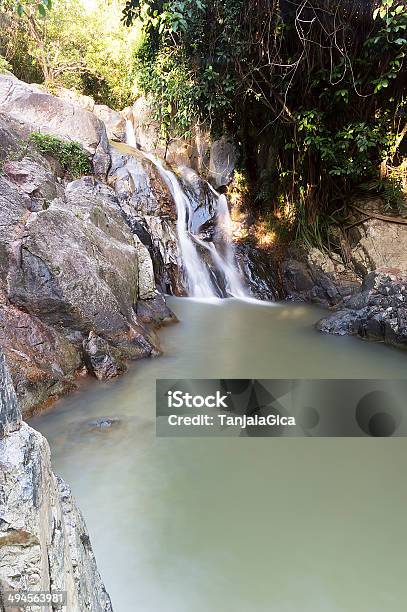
[235,243,281,301]
[83,332,127,380]
[316,269,407,349]
[85,417,121,431]
[0,349,113,611]
[136,295,178,326]
[179,166,217,235]
[108,145,175,218]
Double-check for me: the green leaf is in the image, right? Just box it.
[38,3,46,17]
[16,3,24,16]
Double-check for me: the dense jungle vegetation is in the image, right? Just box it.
[1,0,406,245]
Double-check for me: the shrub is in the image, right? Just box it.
[29,132,92,178]
[0,55,11,74]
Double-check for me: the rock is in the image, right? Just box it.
[134,237,157,300]
[208,137,237,189]
[85,417,121,431]
[108,145,175,218]
[178,166,217,235]
[0,349,113,610]
[3,156,64,208]
[56,86,95,112]
[0,350,21,437]
[350,218,407,274]
[0,118,169,412]
[107,144,184,295]
[281,249,360,306]
[136,294,177,326]
[0,75,109,179]
[83,332,127,380]
[316,269,407,349]
[235,243,281,301]
[0,301,81,416]
[127,97,212,172]
[8,177,154,353]
[94,105,126,142]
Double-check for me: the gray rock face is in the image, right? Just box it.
[0,75,110,179]
[350,218,407,275]
[0,350,113,611]
[317,269,407,349]
[0,350,21,437]
[0,114,173,415]
[208,137,237,189]
[107,144,184,295]
[94,105,125,142]
[235,243,281,301]
[281,248,361,306]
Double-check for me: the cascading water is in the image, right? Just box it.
[125,120,246,299]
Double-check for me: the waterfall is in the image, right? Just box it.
[125,120,246,299]
[125,119,138,149]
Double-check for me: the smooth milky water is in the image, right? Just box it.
[32,298,407,612]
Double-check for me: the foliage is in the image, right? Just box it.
[0,0,141,108]
[125,0,407,237]
[359,177,406,213]
[29,132,91,178]
[0,54,11,73]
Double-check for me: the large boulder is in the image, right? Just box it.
[0,349,113,610]
[0,75,110,178]
[350,218,407,274]
[94,105,126,142]
[8,177,157,357]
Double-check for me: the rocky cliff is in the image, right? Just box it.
[0,75,178,415]
[0,349,113,611]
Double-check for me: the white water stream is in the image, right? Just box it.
[125,121,246,299]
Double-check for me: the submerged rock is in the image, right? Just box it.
[0,349,113,610]
[85,417,122,432]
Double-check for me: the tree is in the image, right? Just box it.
[0,0,141,108]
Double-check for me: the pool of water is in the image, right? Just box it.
[32,298,407,611]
